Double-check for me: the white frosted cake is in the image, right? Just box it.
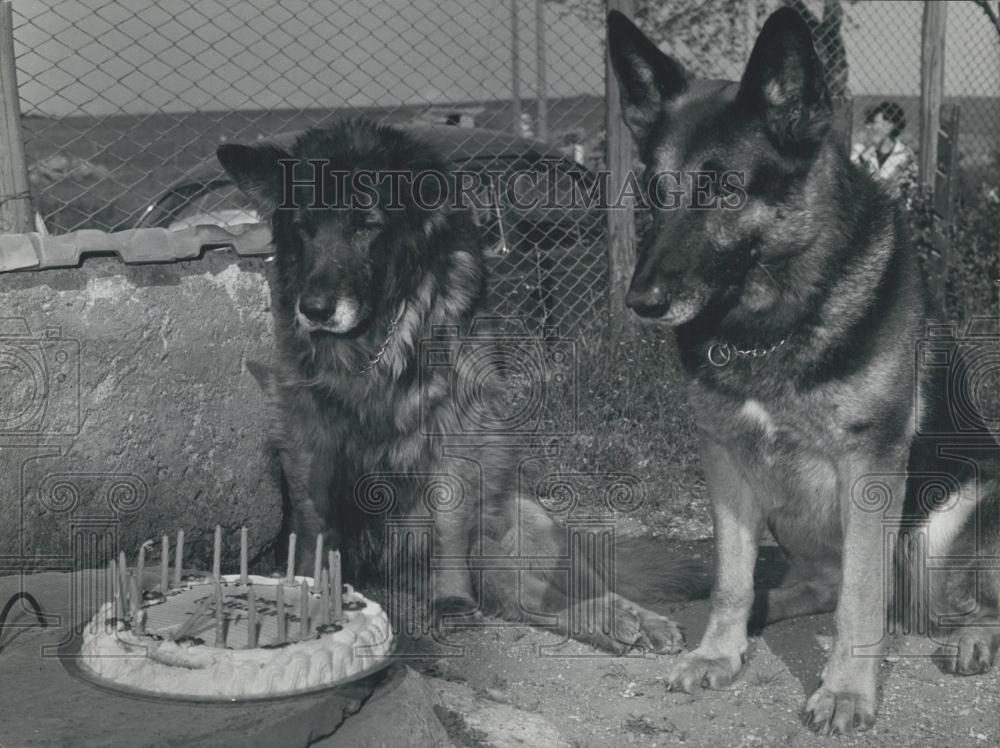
[80,574,394,698]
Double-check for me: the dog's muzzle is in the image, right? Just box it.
[296,294,361,333]
[627,283,708,326]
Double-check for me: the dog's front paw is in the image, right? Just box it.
[571,598,684,654]
[934,627,999,675]
[802,687,875,736]
[637,611,685,655]
[665,648,742,691]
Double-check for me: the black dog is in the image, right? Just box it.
[609,7,1000,735]
[219,120,695,654]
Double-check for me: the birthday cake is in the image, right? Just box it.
[80,571,394,698]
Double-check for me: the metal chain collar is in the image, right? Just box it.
[358,302,407,374]
[707,338,787,368]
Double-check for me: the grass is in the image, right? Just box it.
[545,324,710,538]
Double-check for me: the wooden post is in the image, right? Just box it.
[535,0,547,141]
[605,0,637,336]
[929,104,961,309]
[0,1,31,234]
[511,0,522,136]
[919,1,947,187]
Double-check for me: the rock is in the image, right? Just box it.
[313,666,452,747]
[434,679,571,748]
[0,255,280,570]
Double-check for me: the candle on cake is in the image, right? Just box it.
[276,582,287,643]
[213,578,225,647]
[331,550,343,621]
[212,525,222,580]
[319,568,330,626]
[286,532,296,583]
[118,550,128,609]
[313,533,323,590]
[298,580,309,638]
[239,526,248,583]
[161,535,169,591]
[137,541,147,588]
[110,557,119,622]
[130,574,142,634]
[246,584,257,648]
[173,529,184,587]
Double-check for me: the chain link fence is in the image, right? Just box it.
[12,1,1000,333]
[616,0,997,180]
[15,0,608,337]
[831,1,998,176]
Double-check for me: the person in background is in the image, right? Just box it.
[851,100,918,196]
[559,131,585,165]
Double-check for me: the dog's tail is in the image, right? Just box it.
[611,537,712,604]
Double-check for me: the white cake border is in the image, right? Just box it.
[69,574,398,702]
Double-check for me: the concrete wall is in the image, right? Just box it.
[0,252,282,572]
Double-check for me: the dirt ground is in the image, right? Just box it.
[403,543,1000,748]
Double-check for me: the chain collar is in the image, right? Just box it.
[358,302,407,374]
[707,338,786,367]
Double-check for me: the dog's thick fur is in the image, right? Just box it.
[217,120,694,654]
[609,7,1000,736]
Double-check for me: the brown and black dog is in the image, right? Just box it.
[609,7,1000,735]
[218,120,697,655]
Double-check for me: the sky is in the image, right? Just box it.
[11,0,1000,118]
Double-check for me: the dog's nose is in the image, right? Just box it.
[626,285,670,318]
[298,294,336,323]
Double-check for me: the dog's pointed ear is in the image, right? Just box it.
[737,7,831,151]
[217,142,293,217]
[607,11,688,148]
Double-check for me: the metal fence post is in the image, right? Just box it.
[511,0,523,136]
[919,0,947,187]
[930,103,961,308]
[0,0,31,234]
[535,0,548,141]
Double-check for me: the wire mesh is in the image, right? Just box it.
[12,1,1000,336]
[15,0,608,338]
[797,0,998,181]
